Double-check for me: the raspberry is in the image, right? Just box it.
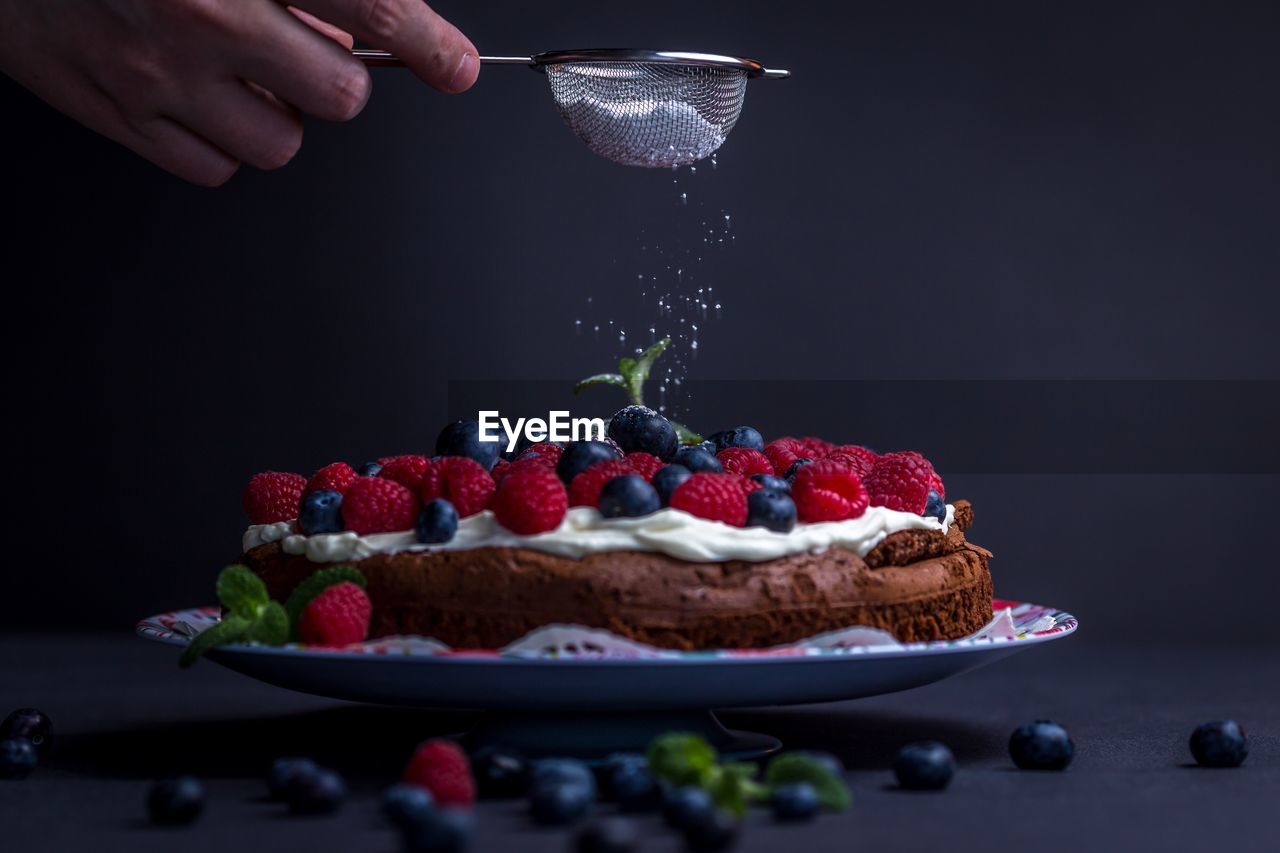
[800,436,837,459]
[825,445,880,478]
[520,442,564,465]
[492,466,568,535]
[624,452,664,481]
[489,457,511,483]
[421,456,495,517]
[716,447,773,477]
[863,451,940,513]
[764,438,812,477]
[402,739,475,808]
[305,462,357,496]
[297,582,371,645]
[496,456,552,485]
[242,471,307,524]
[792,460,869,523]
[569,460,636,507]
[669,473,750,527]
[378,455,433,491]
[341,476,419,535]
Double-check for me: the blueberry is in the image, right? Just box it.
[532,758,596,798]
[529,781,593,825]
[266,756,320,801]
[674,446,723,473]
[287,766,347,815]
[923,489,946,521]
[356,461,382,477]
[0,738,37,780]
[652,465,693,506]
[662,785,713,830]
[416,499,459,544]
[401,807,473,853]
[607,405,678,461]
[0,708,52,758]
[1009,721,1075,771]
[471,747,531,798]
[783,458,814,481]
[611,765,660,812]
[771,782,820,821]
[1190,720,1248,768]
[596,752,645,796]
[746,489,797,533]
[708,427,764,454]
[893,741,955,790]
[598,475,661,519]
[298,489,344,535]
[750,474,789,493]
[576,817,639,853]
[682,808,740,852]
[435,420,500,471]
[147,776,204,826]
[557,441,623,483]
[382,783,435,828]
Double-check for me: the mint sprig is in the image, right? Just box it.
[179,565,289,667]
[646,733,767,817]
[574,337,702,444]
[764,753,852,811]
[283,565,367,639]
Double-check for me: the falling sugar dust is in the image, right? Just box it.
[574,158,733,421]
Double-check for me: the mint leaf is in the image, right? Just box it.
[216,565,269,616]
[179,615,250,668]
[647,732,719,788]
[623,337,670,404]
[671,420,703,445]
[573,373,627,395]
[706,763,767,816]
[246,601,289,646]
[765,753,851,811]
[284,565,367,639]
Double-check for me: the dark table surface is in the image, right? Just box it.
[2,632,1276,853]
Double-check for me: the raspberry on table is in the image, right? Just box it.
[764,438,812,477]
[402,739,476,808]
[863,451,939,514]
[569,460,637,507]
[669,473,751,527]
[341,476,420,535]
[242,471,307,524]
[378,454,433,491]
[716,447,774,477]
[791,459,869,522]
[305,462,357,496]
[298,581,371,646]
[624,452,665,481]
[421,456,495,517]
[492,466,569,535]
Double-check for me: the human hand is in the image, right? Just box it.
[0,0,479,185]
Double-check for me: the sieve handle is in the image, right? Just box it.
[352,50,534,68]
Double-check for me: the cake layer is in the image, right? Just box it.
[241,501,992,649]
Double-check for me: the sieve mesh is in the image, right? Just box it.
[544,62,749,168]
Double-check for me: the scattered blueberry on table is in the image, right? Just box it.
[1009,721,1075,770]
[471,747,530,798]
[382,783,436,829]
[266,756,320,800]
[576,817,639,853]
[683,808,741,852]
[893,741,956,790]
[1190,720,1248,768]
[0,738,38,780]
[400,807,473,853]
[611,763,661,812]
[147,776,205,826]
[772,782,821,821]
[663,785,715,831]
[529,778,594,825]
[0,708,52,757]
[287,766,347,815]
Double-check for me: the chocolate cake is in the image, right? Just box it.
[241,500,992,650]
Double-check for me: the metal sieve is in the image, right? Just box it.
[354,48,790,167]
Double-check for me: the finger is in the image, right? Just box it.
[287,0,479,93]
[169,80,304,171]
[287,6,355,49]
[240,2,372,121]
[127,116,241,187]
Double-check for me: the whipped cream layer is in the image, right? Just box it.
[244,503,954,565]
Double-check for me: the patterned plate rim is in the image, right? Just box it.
[136,599,1077,665]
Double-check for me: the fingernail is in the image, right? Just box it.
[450,53,479,92]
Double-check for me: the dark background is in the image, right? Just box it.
[4,0,1279,639]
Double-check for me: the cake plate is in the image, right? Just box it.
[137,599,1076,759]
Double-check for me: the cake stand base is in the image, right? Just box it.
[460,709,782,762]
